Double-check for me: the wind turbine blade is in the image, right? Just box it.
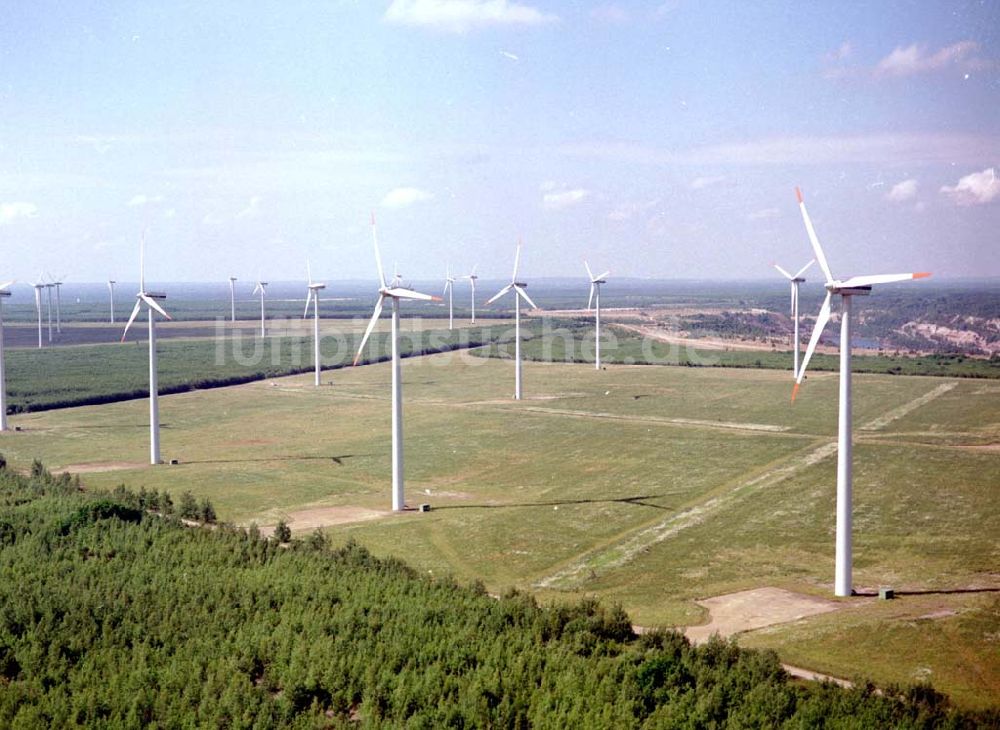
[790,281,795,314]
[120,300,143,341]
[794,259,816,279]
[486,284,513,305]
[385,287,440,302]
[303,291,312,319]
[795,188,834,284]
[838,272,931,288]
[512,240,521,281]
[370,212,386,287]
[139,229,146,292]
[443,280,451,298]
[471,264,478,276]
[307,260,313,286]
[0,280,14,291]
[588,283,595,311]
[353,295,385,365]
[252,283,261,295]
[140,294,172,320]
[595,270,610,281]
[773,263,794,280]
[584,260,594,280]
[513,285,537,310]
[792,292,832,400]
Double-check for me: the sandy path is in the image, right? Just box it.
[257,506,390,536]
[682,587,841,644]
[859,382,957,431]
[56,461,148,473]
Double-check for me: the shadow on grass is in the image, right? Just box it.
[854,587,1000,597]
[433,494,671,511]
[179,454,365,466]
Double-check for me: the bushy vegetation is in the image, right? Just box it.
[0,463,995,727]
[4,326,510,414]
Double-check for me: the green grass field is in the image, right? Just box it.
[0,349,997,708]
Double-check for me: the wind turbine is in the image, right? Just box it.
[443,264,455,330]
[252,278,268,336]
[52,276,64,334]
[304,262,326,387]
[353,213,440,512]
[44,281,54,343]
[228,276,238,321]
[32,282,44,348]
[487,241,537,400]
[792,187,929,598]
[108,280,116,324]
[0,280,14,431]
[772,258,814,377]
[584,261,610,370]
[465,265,479,324]
[121,231,173,466]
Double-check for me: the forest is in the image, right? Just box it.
[1,463,996,728]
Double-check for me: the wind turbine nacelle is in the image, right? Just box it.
[791,277,806,284]
[592,279,607,285]
[513,281,528,288]
[145,291,167,300]
[0,291,10,298]
[309,283,327,291]
[827,284,871,296]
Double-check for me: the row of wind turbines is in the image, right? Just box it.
[0,192,929,597]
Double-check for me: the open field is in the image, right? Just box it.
[0,353,997,707]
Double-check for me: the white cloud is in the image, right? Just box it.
[608,198,658,221]
[0,201,38,225]
[876,40,981,77]
[384,0,557,33]
[690,175,726,190]
[127,194,164,207]
[825,41,852,62]
[381,187,434,208]
[886,178,918,203]
[543,188,588,210]
[940,168,999,206]
[748,208,780,221]
[236,196,262,219]
[590,4,629,23]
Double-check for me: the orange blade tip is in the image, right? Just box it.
[795,187,803,203]
[913,272,931,279]
[791,382,800,402]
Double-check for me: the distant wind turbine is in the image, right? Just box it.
[443,264,455,330]
[304,262,326,387]
[44,281,54,343]
[354,213,440,511]
[108,280,116,323]
[465,265,479,324]
[487,241,537,400]
[792,187,929,598]
[584,261,610,370]
[0,280,14,431]
[252,277,268,336]
[52,276,64,334]
[121,231,174,466]
[229,276,238,322]
[32,281,44,348]
[772,258,814,377]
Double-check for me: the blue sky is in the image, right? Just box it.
[1,0,997,285]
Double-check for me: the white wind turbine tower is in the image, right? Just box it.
[252,277,268,336]
[108,280,116,324]
[584,261,610,370]
[32,282,44,348]
[121,231,173,466]
[303,262,326,387]
[443,264,455,330]
[487,241,537,400]
[228,276,238,322]
[465,266,479,324]
[354,213,440,512]
[0,280,14,431]
[772,258,814,377]
[44,281,54,343]
[792,187,929,598]
[52,276,64,334]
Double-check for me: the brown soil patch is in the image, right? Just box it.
[259,506,390,536]
[683,587,842,644]
[56,461,148,473]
